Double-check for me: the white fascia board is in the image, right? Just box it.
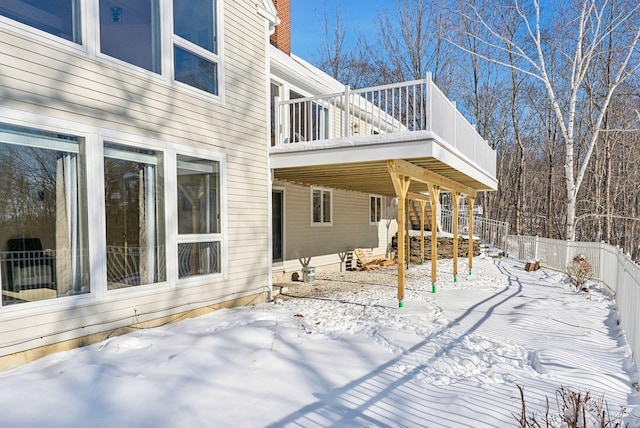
[257,0,279,33]
[270,132,498,190]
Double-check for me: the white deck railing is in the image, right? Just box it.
[506,235,640,375]
[440,209,510,249]
[274,74,495,177]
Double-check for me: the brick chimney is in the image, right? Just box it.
[270,0,291,54]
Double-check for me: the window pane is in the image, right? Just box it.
[0,124,89,305]
[177,155,220,235]
[370,197,376,223]
[376,197,381,222]
[322,191,331,223]
[178,241,220,278]
[99,0,160,73]
[312,189,321,223]
[104,143,165,289]
[173,0,216,53]
[174,46,218,95]
[0,0,81,43]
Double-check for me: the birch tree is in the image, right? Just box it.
[457,0,640,239]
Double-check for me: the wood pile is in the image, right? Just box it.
[391,234,480,263]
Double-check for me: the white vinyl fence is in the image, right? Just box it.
[506,235,640,374]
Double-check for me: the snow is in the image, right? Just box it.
[1,255,639,427]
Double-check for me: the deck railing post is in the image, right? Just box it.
[344,85,351,138]
[425,72,432,132]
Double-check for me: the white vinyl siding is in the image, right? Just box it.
[0,0,270,360]
[280,182,396,271]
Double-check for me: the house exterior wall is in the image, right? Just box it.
[273,181,397,279]
[0,0,272,368]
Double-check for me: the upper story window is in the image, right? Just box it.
[172,0,219,95]
[1,0,221,96]
[0,0,81,44]
[99,0,161,73]
[289,91,329,142]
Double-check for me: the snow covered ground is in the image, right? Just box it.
[0,255,638,427]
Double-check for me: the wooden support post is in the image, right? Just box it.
[452,192,461,282]
[405,199,410,270]
[419,202,424,264]
[468,196,475,275]
[388,162,411,308]
[428,184,440,293]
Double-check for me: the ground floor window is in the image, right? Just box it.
[177,155,221,278]
[0,120,226,307]
[0,124,89,305]
[104,142,166,289]
[370,195,383,224]
[311,187,332,225]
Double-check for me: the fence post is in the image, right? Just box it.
[534,235,539,261]
[344,85,351,138]
[599,241,605,285]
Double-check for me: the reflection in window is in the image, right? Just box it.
[177,155,221,278]
[173,0,216,54]
[99,0,160,73]
[0,0,81,43]
[174,46,218,95]
[0,123,89,305]
[172,0,219,95]
[104,142,165,289]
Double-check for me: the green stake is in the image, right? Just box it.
[432,283,437,293]
[399,300,404,308]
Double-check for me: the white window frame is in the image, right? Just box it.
[311,186,332,226]
[175,147,229,286]
[0,0,224,100]
[369,195,384,225]
[169,0,224,99]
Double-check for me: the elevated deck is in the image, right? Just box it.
[270,75,497,196]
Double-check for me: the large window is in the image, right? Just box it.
[1,0,222,95]
[177,155,221,278]
[311,187,332,225]
[0,124,89,305]
[104,142,165,289]
[173,0,219,95]
[0,0,81,43]
[99,0,161,73]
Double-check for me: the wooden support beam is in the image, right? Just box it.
[452,192,461,282]
[468,195,475,275]
[427,184,440,292]
[407,192,430,203]
[388,165,411,308]
[388,159,477,197]
[419,200,427,264]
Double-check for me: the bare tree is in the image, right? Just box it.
[456,0,640,239]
